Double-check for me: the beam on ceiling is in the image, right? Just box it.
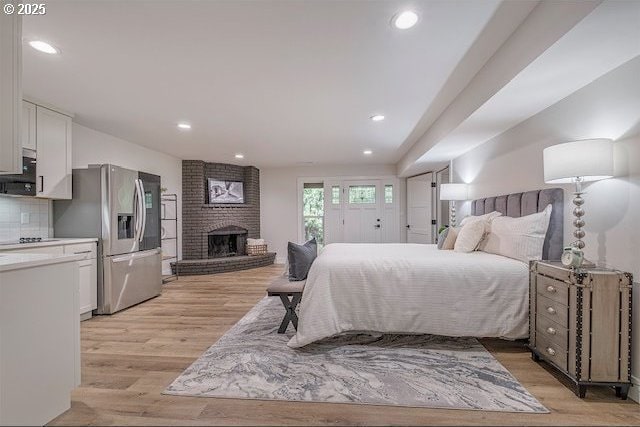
[396,0,601,178]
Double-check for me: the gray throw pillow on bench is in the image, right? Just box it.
[288,238,317,281]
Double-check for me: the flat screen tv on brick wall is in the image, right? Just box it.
[208,179,244,204]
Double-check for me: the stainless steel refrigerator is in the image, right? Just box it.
[53,164,162,314]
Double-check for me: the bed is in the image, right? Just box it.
[287,188,564,348]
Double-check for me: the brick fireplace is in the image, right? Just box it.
[172,161,275,275]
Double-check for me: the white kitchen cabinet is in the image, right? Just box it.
[36,105,73,199]
[22,100,37,151]
[0,253,80,426]
[0,10,22,174]
[77,259,97,315]
[64,242,98,316]
[0,239,98,319]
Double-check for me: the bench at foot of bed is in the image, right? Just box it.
[267,277,305,333]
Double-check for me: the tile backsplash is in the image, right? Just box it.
[0,196,52,242]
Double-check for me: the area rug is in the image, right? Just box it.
[164,297,548,413]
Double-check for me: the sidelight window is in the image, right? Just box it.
[303,183,324,246]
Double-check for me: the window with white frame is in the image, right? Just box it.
[302,183,324,246]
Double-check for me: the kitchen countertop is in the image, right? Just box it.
[0,252,85,272]
[0,238,98,251]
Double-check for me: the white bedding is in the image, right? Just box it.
[288,243,529,348]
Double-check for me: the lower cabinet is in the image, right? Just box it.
[0,240,98,320]
[77,258,97,316]
[63,242,98,318]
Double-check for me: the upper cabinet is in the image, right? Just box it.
[22,101,36,151]
[0,12,22,174]
[35,106,72,199]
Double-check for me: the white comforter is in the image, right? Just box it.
[288,243,529,348]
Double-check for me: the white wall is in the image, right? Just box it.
[72,123,182,261]
[451,57,640,401]
[260,164,405,263]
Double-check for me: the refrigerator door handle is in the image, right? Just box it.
[138,179,147,242]
[133,179,143,242]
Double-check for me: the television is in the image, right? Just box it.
[208,179,244,204]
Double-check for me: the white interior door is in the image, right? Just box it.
[407,173,434,244]
[343,180,382,243]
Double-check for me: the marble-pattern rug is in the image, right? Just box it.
[164,297,548,413]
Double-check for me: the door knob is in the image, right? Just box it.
[374,224,381,229]
[406,225,411,229]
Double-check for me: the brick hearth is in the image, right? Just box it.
[172,253,276,276]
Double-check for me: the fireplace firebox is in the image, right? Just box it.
[207,225,248,258]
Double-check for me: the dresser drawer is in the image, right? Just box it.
[536,262,572,281]
[536,314,567,348]
[536,274,568,305]
[536,294,568,328]
[536,334,568,372]
[63,242,97,260]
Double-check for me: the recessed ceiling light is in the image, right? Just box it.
[363,150,373,155]
[392,11,419,30]
[370,115,385,122]
[29,40,59,55]
[177,122,191,130]
[235,153,244,159]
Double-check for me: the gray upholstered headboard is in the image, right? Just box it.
[470,188,564,261]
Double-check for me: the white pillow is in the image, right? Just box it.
[459,211,502,240]
[459,211,502,226]
[454,220,486,253]
[480,204,553,263]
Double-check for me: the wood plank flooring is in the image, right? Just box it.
[49,265,640,426]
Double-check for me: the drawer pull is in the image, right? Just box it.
[546,327,556,335]
[546,347,556,356]
[546,285,556,293]
[74,250,92,254]
[546,306,556,315]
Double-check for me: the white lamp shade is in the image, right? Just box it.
[440,183,468,201]
[543,139,614,184]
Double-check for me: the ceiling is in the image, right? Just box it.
[22,0,500,167]
[414,0,640,170]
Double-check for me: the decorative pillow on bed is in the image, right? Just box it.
[459,211,502,238]
[437,227,449,249]
[288,238,317,281]
[453,220,485,253]
[441,226,459,250]
[459,211,502,227]
[480,204,553,263]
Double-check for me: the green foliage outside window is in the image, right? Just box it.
[303,186,324,246]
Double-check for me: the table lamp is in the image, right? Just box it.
[440,183,468,227]
[543,139,614,263]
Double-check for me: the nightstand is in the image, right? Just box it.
[529,261,633,399]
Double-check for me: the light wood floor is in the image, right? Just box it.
[50,265,640,426]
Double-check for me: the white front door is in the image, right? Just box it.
[407,173,434,244]
[343,180,382,243]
